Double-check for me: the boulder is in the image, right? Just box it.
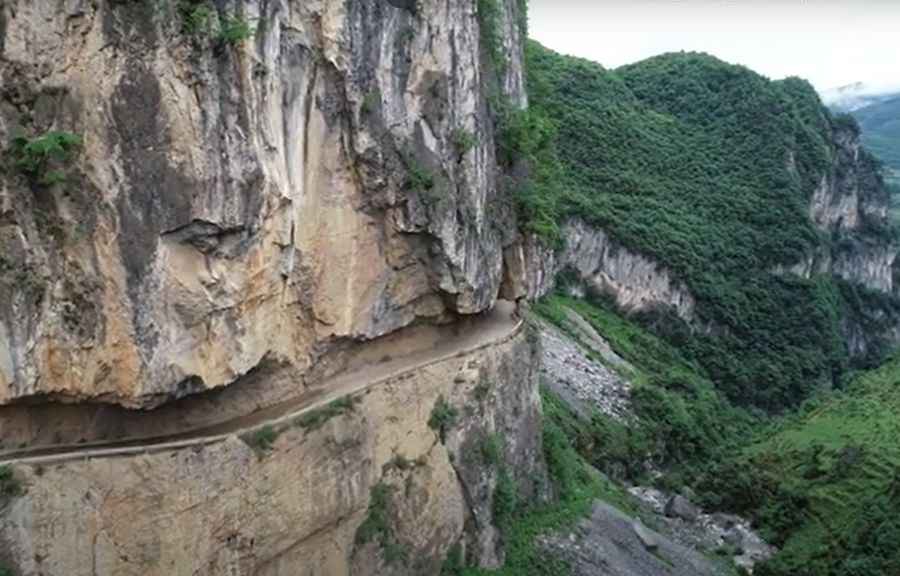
[632,521,659,551]
[664,494,700,522]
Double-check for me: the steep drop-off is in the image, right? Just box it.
[0,324,547,576]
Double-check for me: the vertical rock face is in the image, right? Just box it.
[808,121,896,293]
[0,325,547,576]
[504,220,698,325]
[0,0,526,407]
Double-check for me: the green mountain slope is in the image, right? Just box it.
[851,95,900,171]
[699,357,900,576]
[520,42,894,410]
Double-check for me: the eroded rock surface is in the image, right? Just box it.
[0,326,547,576]
[0,0,527,407]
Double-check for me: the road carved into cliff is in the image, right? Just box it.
[0,302,522,466]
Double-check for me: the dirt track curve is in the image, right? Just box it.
[0,301,522,466]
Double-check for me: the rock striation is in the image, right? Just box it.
[0,0,528,407]
[504,219,699,325]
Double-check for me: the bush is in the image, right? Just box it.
[243,425,278,453]
[440,542,465,576]
[492,468,518,529]
[355,483,407,565]
[218,15,254,44]
[9,131,81,185]
[293,396,360,431]
[480,433,503,466]
[179,1,214,35]
[406,160,435,193]
[0,465,21,500]
[428,395,458,443]
[452,128,477,158]
[361,89,381,116]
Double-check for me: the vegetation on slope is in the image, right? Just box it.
[522,41,895,410]
[698,356,900,576]
[456,387,632,576]
[534,295,755,484]
[850,95,900,171]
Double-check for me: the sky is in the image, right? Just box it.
[528,0,900,93]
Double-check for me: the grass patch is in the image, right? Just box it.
[242,424,279,453]
[461,388,639,576]
[294,396,360,431]
[355,483,407,565]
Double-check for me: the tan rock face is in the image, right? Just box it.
[512,219,698,326]
[0,0,527,407]
[807,124,896,293]
[0,328,547,576]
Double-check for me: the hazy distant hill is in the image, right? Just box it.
[822,81,900,112]
[822,83,900,172]
[852,95,900,172]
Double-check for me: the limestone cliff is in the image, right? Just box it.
[804,119,896,293]
[0,323,547,576]
[0,0,526,407]
[505,220,697,325]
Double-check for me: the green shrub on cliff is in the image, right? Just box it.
[8,130,81,185]
[0,465,21,502]
[428,396,459,443]
[218,15,254,44]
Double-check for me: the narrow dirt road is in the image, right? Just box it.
[0,301,521,466]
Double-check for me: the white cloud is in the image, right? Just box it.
[527,0,900,91]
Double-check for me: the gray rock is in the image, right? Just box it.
[543,501,723,576]
[632,521,658,551]
[723,527,744,548]
[664,494,700,522]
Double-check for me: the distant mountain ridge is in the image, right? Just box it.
[822,83,900,173]
[821,81,900,112]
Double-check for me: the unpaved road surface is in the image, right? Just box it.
[0,301,520,466]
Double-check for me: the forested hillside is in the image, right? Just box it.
[518,42,898,410]
[848,94,900,171]
[512,41,900,576]
[703,356,900,576]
